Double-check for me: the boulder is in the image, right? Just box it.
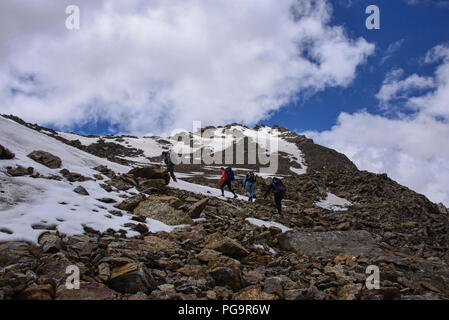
[6,165,33,177]
[128,166,170,184]
[197,249,222,263]
[56,282,117,300]
[207,256,244,290]
[233,285,277,300]
[0,144,14,159]
[38,233,63,254]
[27,150,62,169]
[278,230,384,258]
[114,194,146,211]
[206,237,250,259]
[73,186,89,196]
[148,195,183,209]
[133,199,193,226]
[17,284,54,300]
[107,263,156,294]
[0,242,37,268]
[187,198,209,219]
[141,236,180,253]
[337,283,363,300]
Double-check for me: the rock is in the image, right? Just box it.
[0,144,15,159]
[93,165,116,178]
[242,269,266,285]
[133,223,149,234]
[73,186,89,196]
[337,284,362,300]
[207,256,244,291]
[36,254,81,284]
[263,277,284,298]
[17,284,54,300]
[133,199,193,225]
[149,284,178,300]
[279,230,385,258]
[56,282,117,300]
[233,285,277,300]
[38,233,63,254]
[98,263,111,282]
[206,237,250,260]
[6,165,33,177]
[206,290,217,300]
[213,286,233,300]
[115,194,146,211]
[142,235,180,253]
[128,291,148,300]
[147,195,183,209]
[107,263,156,294]
[187,198,209,219]
[284,289,308,300]
[96,197,117,204]
[334,253,356,265]
[402,293,440,300]
[197,249,222,263]
[0,242,37,268]
[138,179,168,191]
[27,150,62,169]
[60,169,92,182]
[128,166,170,185]
[105,179,132,191]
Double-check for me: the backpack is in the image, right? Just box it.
[225,167,235,181]
[271,177,286,193]
[164,153,174,166]
[247,172,256,183]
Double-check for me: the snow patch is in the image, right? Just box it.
[246,217,291,233]
[315,192,352,211]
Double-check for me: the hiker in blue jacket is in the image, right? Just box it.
[220,167,237,198]
[264,177,286,214]
[162,151,177,182]
[243,171,257,202]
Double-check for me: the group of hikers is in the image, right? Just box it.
[162,151,286,214]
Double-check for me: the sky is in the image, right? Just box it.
[0,0,448,205]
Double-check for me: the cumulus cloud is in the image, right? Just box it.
[0,0,374,135]
[376,69,435,108]
[305,45,449,206]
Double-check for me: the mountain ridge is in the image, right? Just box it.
[1,114,448,300]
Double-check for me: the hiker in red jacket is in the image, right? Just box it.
[220,167,237,198]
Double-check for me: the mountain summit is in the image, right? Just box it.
[0,114,448,300]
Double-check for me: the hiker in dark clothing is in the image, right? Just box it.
[162,151,177,182]
[264,177,286,214]
[220,167,237,198]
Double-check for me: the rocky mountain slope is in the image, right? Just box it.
[0,114,448,300]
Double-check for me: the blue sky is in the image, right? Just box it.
[265,0,449,132]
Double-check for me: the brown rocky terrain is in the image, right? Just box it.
[0,115,448,300]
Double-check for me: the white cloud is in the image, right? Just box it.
[305,45,449,206]
[376,69,435,107]
[0,0,374,135]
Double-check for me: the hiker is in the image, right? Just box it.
[220,167,237,198]
[243,171,256,202]
[162,151,177,182]
[264,177,286,214]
